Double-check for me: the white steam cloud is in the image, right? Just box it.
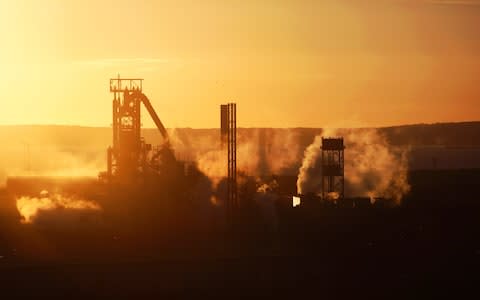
[16,190,101,224]
[296,128,410,204]
[296,135,324,196]
[344,129,410,204]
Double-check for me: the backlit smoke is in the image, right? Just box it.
[194,129,300,180]
[196,148,227,185]
[344,129,410,204]
[189,129,301,209]
[0,145,105,187]
[296,135,323,195]
[265,129,301,175]
[16,190,101,224]
[193,130,264,179]
[296,128,410,204]
[296,127,337,195]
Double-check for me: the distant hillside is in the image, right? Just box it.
[380,122,480,147]
[2,120,478,147]
[0,121,479,181]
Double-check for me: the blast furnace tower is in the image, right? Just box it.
[105,76,175,184]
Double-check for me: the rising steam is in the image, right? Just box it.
[192,129,301,180]
[296,135,324,195]
[296,128,410,204]
[16,190,101,223]
[344,129,410,203]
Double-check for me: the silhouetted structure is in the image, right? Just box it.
[321,137,345,200]
[221,103,237,218]
[104,76,175,183]
[220,105,228,147]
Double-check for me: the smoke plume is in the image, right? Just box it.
[0,145,105,187]
[16,190,101,224]
[296,135,324,195]
[296,128,410,204]
[191,129,301,180]
[344,129,410,204]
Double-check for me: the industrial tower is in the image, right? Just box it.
[105,76,175,183]
[221,103,237,217]
[321,137,345,201]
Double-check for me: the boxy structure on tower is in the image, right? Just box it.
[321,137,345,201]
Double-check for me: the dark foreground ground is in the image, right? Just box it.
[0,169,479,298]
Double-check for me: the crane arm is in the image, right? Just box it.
[136,92,169,142]
[134,91,176,164]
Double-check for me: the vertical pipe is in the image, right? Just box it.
[227,104,231,219]
[135,92,141,151]
[233,103,237,208]
[107,146,112,177]
[112,95,118,150]
[321,145,324,199]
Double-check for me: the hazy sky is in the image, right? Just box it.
[0,0,479,128]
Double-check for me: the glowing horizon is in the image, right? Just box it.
[0,0,479,128]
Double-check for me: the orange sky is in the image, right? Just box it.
[0,0,479,128]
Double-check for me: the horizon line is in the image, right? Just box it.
[0,120,479,130]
